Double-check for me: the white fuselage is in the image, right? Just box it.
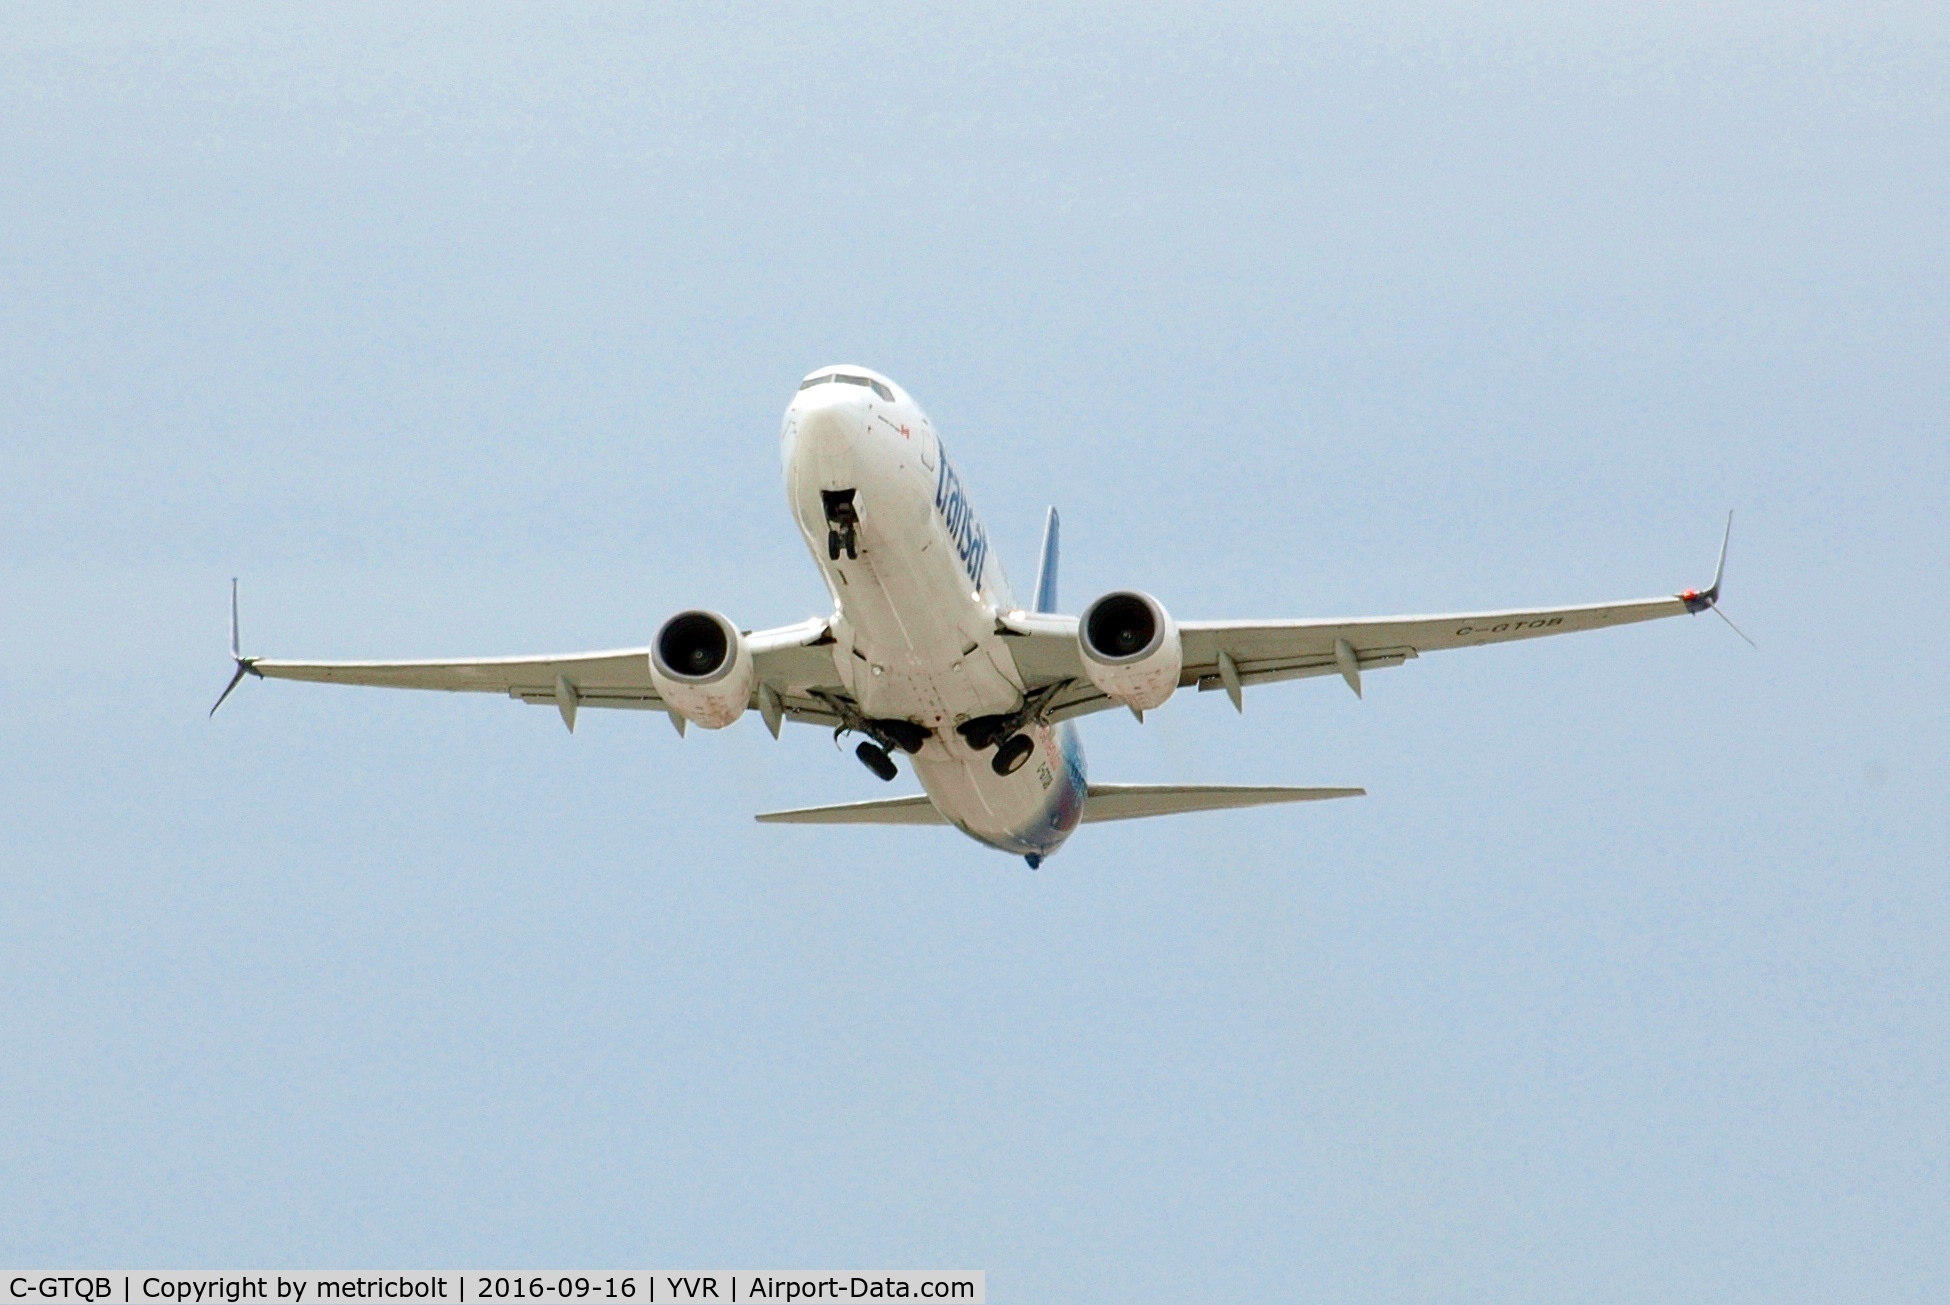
[781,366,1086,857]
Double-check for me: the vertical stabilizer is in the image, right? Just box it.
[1034,507,1061,614]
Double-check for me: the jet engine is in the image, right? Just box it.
[1078,590,1183,711]
[649,610,755,729]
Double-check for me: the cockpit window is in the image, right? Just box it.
[798,373,897,403]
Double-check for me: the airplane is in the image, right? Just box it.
[212,364,1742,868]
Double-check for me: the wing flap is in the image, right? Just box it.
[1082,783,1365,822]
[1193,646,1415,695]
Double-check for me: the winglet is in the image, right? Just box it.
[1681,511,1734,613]
[1679,512,1756,648]
[208,577,263,716]
[1710,509,1733,598]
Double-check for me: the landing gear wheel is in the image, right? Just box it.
[828,530,843,561]
[991,733,1034,777]
[956,714,1011,752]
[856,740,898,782]
[844,531,857,560]
[872,719,930,755]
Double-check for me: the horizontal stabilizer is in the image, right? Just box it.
[755,795,947,825]
[1082,783,1364,823]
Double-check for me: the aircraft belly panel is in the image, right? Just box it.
[807,410,1018,731]
[912,722,1084,855]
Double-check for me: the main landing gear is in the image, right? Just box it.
[990,733,1034,776]
[821,488,859,560]
[855,741,899,782]
[957,710,1038,777]
[846,716,932,783]
[858,717,1031,779]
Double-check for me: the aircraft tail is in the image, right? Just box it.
[1034,506,1060,613]
[1080,784,1364,822]
[755,795,946,825]
[754,783,1363,828]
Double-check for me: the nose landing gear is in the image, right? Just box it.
[820,488,860,560]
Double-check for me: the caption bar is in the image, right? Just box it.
[5,1277,981,1305]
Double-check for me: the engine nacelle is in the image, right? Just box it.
[1078,590,1183,711]
[649,610,755,729]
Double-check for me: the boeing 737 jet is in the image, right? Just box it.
[212,365,1737,866]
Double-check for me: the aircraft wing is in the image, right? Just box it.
[255,646,662,701]
[1003,581,1724,723]
[997,518,1738,721]
[233,615,849,731]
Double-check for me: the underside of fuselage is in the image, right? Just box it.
[781,365,1087,858]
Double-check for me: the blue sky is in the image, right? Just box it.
[3,4,1946,1299]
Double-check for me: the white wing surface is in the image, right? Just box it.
[1004,585,1720,724]
[1001,520,1734,722]
[237,616,849,730]
[256,646,661,701]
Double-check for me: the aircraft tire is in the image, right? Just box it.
[991,733,1034,777]
[856,741,898,782]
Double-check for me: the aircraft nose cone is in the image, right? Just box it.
[791,387,867,459]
